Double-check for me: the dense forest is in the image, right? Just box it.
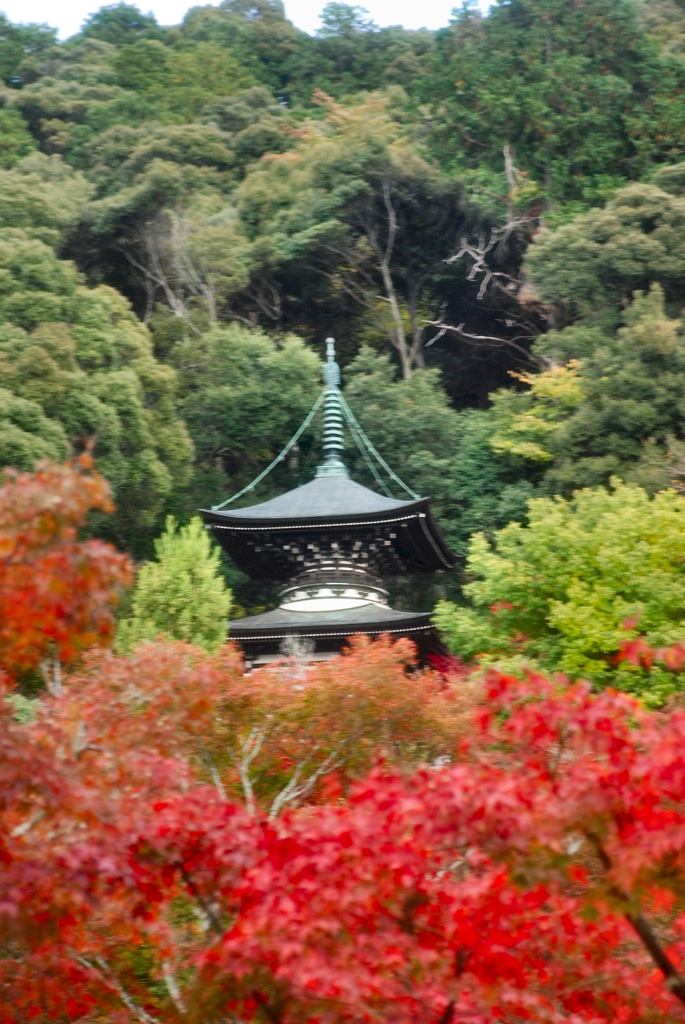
[9,7,685,1013]
[2,0,685,620]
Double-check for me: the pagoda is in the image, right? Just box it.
[200,340,455,667]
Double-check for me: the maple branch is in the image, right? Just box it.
[179,866,224,938]
[586,833,685,1007]
[200,750,227,802]
[252,989,283,1024]
[72,955,161,1024]
[10,808,45,837]
[626,911,685,1005]
[229,727,266,816]
[268,742,346,820]
[40,657,62,697]
[163,960,186,1015]
[437,1000,455,1024]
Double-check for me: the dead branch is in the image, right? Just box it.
[424,316,538,364]
[445,227,525,301]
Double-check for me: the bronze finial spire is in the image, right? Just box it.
[316,338,349,478]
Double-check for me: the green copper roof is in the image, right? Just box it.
[205,475,420,521]
[228,602,434,639]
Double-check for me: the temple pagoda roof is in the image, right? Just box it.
[201,475,454,579]
[203,475,417,521]
[200,337,456,581]
[228,602,433,643]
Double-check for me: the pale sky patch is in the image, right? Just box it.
[0,0,486,41]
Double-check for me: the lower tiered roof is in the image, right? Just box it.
[228,603,433,643]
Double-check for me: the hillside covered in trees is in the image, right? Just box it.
[3,0,685,619]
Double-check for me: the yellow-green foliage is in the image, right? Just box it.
[490,362,583,462]
[435,480,685,705]
[117,516,231,654]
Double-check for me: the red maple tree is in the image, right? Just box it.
[0,457,131,686]
[3,462,685,1022]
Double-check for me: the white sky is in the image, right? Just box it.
[0,0,467,40]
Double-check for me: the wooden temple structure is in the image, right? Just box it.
[200,340,455,667]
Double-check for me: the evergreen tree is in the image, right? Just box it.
[80,3,165,46]
[524,170,685,329]
[0,230,193,554]
[116,516,231,653]
[420,0,685,210]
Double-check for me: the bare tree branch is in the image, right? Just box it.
[424,316,538,364]
[228,727,266,817]
[163,960,187,1015]
[445,228,525,301]
[179,866,225,938]
[72,954,161,1024]
[268,741,347,820]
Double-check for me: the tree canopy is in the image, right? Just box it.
[4,464,685,1020]
[5,0,685,998]
[0,0,685,622]
[435,478,685,703]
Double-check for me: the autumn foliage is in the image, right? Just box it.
[6,465,685,1021]
[0,458,131,681]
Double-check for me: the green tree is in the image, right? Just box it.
[0,228,192,553]
[7,38,151,157]
[0,387,69,469]
[82,119,248,320]
[230,93,474,376]
[0,109,36,168]
[116,515,231,653]
[178,0,302,96]
[542,286,685,493]
[297,3,432,101]
[200,86,291,172]
[111,39,254,122]
[0,153,93,242]
[492,170,685,496]
[524,172,685,330]
[342,348,532,557]
[80,3,165,46]
[167,324,322,509]
[420,0,685,211]
[638,0,685,59]
[0,14,57,86]
[435,479,685,704]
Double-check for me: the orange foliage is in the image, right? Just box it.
[42,634,474,815]
[0,458,131,677]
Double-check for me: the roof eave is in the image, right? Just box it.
[199,497,430,530]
